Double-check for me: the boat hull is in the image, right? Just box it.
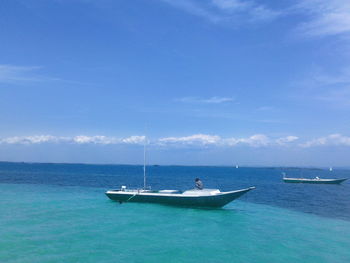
[105,187,255,208]
[283,178,347,184]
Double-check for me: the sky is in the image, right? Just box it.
[1,0,350,166]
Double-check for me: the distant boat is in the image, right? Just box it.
[283,177,347,184]
[329,167,333,172]
[235,165,239,169]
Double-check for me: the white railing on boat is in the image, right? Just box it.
[111,186,152,193]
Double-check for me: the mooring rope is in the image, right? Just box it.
[125,192,138,202]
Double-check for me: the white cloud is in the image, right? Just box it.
[177,96,234,104]
[159,134,221,145]
[0,135,63,144]
[295,0,350,37]
[202,96,234,103]
[160,0,221,23]
[0,64,61,84]
[4,133,350,148]
[0,135,145,145]
[0,65,42,83]
[122,136,146,144]
[72,135,118,144]
[301,134,350,147]
[159,0,279,25]
[158,134,302,148]
[276,136,299,145]
[212,0,280,22]
[212,0,248,10]
[235,134,270,147]
[160,0,350,38]
[159,133,271,147]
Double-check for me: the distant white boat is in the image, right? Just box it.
[329,167,333,172]
[282,172,347,184]
[283,177,347,184]
[235,165,239,169]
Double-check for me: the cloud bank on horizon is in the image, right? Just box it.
[1,133,350,148]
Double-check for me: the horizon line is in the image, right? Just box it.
[0,160,347,170]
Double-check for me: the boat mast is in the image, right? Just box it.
[143,136,146,189]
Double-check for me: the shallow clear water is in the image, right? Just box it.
[0,163,350,262]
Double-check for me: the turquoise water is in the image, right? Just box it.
[1,183,350,263]
[1,162,350,220]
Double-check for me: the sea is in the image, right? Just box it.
[0,162,349,263]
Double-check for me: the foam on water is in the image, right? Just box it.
[1,183,349,263]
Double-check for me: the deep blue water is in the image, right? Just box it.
[0,162,349,221]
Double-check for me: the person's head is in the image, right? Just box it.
[195,178,200,182]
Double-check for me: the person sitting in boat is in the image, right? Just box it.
[195,178,203,190]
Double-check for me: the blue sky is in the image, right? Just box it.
[1,0,350,166]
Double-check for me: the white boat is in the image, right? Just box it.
[106,187,255,208]
[283,177,347,184]
[282,172,347,184]
[105,138,255,207]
